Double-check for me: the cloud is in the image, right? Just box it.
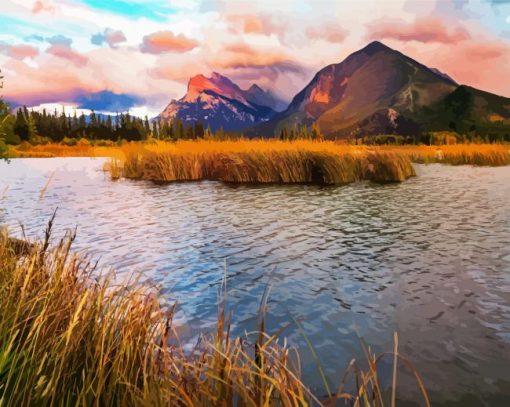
[46,35,73,47]
[225,13,287,42]
[367,17,470,44]
[46,45,88,66]
[32,0,56,14]
[25,34,45,42]
[91,28,127,48]
[460,40,507,59]
[306,24,348,43]
[140,31,198,53]
[212,51,304,74]
[0,43,39,60]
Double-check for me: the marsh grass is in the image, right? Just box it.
[0,220,430,406]
[110,141,416,184]
[8,140,509,171]
[380,144,510,166]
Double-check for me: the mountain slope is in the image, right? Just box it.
[251,41,460,138]
[422,85,510,135]
[159,73,278,132]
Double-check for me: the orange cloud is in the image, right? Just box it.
[1,58,94,106]
[226,14,287,41]
[223,42,255,55]
[396,37,510,97]
[306,24,348,43]
[46,45,88,66]
[140,31,198,54]
[212,51,303,74]
[367,17,470,44]
[0,44,39,60]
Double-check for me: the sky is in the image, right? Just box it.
[1,0,510,117]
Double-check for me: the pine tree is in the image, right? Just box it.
[152,121,159,139]
[279,127,289,141]
[194,121,205,139]
[311,122,323,141]
[215,126,225,140]
[144,116,150,135]
[14,108,29,141]
[27,113,38,140]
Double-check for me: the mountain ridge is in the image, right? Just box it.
[159,41,510,140]
[159,72,282,132]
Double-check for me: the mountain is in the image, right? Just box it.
[421,85,510,135]
[250,41,510,139]
[159,73,280,132]
[244,84,287,112]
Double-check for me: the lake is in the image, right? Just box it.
[1,157,509,406]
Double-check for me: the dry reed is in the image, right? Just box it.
[0,222,430,406]
[111,141,416,184]
[378,144,510,166]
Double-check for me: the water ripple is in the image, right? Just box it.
[1,158,510,405]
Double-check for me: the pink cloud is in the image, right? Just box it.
[46,45,88,66]
[367,17,470,44]
[396,37,510,97]
[92,29,126,49]
[211,51,304,74]
[0,58,95,106]
[0,44,39,60]
[306,24,348,43]
[140,31,198,54]
[223,42,255,55]
[32,0,56,14]
[104,30,126,48]
[226,14,287,41]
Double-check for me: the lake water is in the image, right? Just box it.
[1,157,509,406]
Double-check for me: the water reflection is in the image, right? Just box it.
[1,158,510,405]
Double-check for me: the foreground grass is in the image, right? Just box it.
[0,222,430,406]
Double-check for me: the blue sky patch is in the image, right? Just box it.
[77,0,175,21]
[74,90,144,112]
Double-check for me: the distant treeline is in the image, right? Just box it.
[0,103,242,145]
[1,99,509,149]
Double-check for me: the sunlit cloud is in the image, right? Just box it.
[32,0,57,14]
[306,23,348,43]
[46,44,88,66]
[0,43,39,60]
[367,17,470,44]
[1,0,510,114]
[140,31,199,54]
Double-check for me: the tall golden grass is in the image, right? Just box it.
[0,221,430,406]
[378,144,510,166]
[8,141,509,185]
[111,140,416,184]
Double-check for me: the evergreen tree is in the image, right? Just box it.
[152,121,159,139]
[311,122,323,141]
[14,109,29,141]
[27,113,38,140]
[176,119,184,140]
[194,121,205,139]
[144,116,150,135]
[279,127,289,141]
